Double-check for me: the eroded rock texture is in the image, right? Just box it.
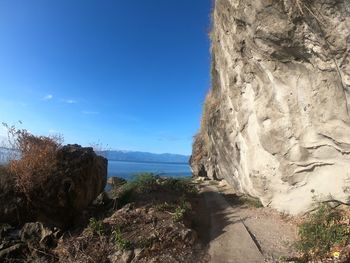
[191,0,350,214]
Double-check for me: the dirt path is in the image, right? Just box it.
[196,180,299,263]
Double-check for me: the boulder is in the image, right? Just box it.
[34,145,108,227]
[0,146,107,227]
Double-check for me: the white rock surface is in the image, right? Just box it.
[191,0,350,214]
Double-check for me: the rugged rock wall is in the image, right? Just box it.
[191,0,350,214]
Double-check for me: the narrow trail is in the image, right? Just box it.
[196,180,298,263]
[202,184,263,263]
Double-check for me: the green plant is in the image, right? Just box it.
[155,202,176,212]
[296,204,349,260]
[136,237,153,248]
[122,173,157,193]
[113,227,132,250]
[161,177,198,195]
[173,206,187,222]
[118,173,158,206]
[88,218,104,235]
[239,196,263,208]
[172,197,192,223]
[118,174,198,207]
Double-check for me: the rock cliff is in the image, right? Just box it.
[191,0,350,214]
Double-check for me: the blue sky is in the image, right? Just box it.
[0,0,211,155]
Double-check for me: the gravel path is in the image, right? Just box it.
[197,180,299,263]
[199,183,263,263]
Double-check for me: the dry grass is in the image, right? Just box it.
[55,232,111,263]
[2,123,63,202]
[292,0,325,26]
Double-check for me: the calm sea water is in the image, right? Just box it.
[108,160,192,180]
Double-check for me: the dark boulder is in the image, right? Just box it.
[35,145,108,228]
[0,145,107,228]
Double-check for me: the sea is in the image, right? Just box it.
[108,160,192,181]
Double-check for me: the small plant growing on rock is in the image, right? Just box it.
[113,226,132,250]
[173,197,192,223]
[173,206,188,222]
[155,202,176,212]
[88,218,105,236]
[239,196,263,208]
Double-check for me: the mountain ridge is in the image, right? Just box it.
[100,150,190,164]
[0,146,190,164]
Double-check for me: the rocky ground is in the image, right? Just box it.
[1,173,301,263]
[0,175,210,263]
[2,169,349,263]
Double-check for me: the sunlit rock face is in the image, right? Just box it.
[191,0,350,214]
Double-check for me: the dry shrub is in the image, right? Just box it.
[55,231,111,263]
[2,123,63,202]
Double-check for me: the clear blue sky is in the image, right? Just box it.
[0,0,211,155]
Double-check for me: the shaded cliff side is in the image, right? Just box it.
[191,0,350,214]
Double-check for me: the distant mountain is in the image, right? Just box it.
[100,150,190,164]
[0,147,190,165]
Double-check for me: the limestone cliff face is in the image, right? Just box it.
[191,0,350,214]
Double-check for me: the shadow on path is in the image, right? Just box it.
[192,183,263,263]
